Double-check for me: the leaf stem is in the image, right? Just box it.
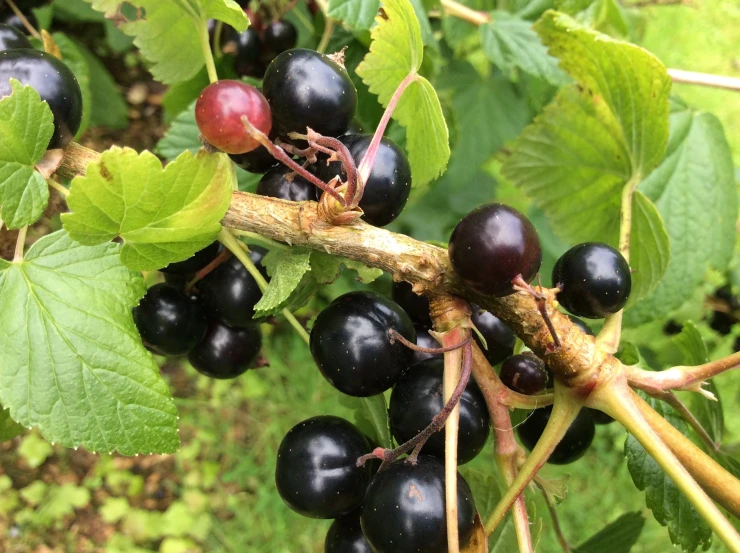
[442,327,467,553]
[213,21,224,58]
[535,481,571,553]
[218,228,310,344]
[651,390,719,452]
[228,229,290,251]
[13,226,27,262]
[484,384,582,535]
[668,69,740,92]
[591,377,740,552]
[625,351,740,394]
[356,73,418,186]
[317,18,335,54]
[439,0,492,25]
[596,173,640,353]
[200,21,219,84]
[47,178,69,197]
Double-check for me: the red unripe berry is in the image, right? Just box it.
[195,80,272,154]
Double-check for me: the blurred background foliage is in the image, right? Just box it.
[0,0,738,551]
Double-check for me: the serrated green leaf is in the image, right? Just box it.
[63,147,233,271]
[157,102,202,160]
[328,0,380,30]
[85,0,249,85]
[53,32,92,138]
[0,406,24,442]
[480,11,567,85]
[356,0,449,186]
[77,41,129,129]
[624,394,712,551]
[0,230,179,455]
[254,248,312,317]
[503,11,672,301]
[0,80,54,229]
[340,258,384,283]
[625,106,737,326]
[573,512,645,553]
[459,468,502,521]
[310,251,384,284]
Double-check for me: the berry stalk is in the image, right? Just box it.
[199,20,219,84]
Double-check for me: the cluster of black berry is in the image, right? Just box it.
[447,203,631,462]
[132,243,265,380]
[195,46,411,227]
[0,18,82,149]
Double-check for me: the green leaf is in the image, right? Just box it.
[0,406,24,442]
[53,33,92,139]
[573,512,645,553]
[85,0,249,85]
[356,0,450,186]
[77,41,129,129]
[0,230,180,454]
[625,105,737,326]
[0,80,54,229]
[328,0,380,30]
[338,394,391,448]
[503,11,672,301]
[480,11,567,85]
[63,147,233,271]
[157,102,202,160]
[459,468,502,521]
[624,393,712,551]
[18,433,54,468]
[254,248,312,318]
[672,322,723,444]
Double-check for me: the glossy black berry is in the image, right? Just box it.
[344,120,365,135]
[230,146,279,174]
[325,511,373,553]
[160,241,222,275]
[361,456,476,553]
[552,242,631,319]
[0,24,31,52]
[248,245,269,280]
[263,49,357,140]
[276,416,373,519]
[499,354,548,395]
[197,254,263,327]
[256,165,317,202]
[188,320,262,379]
[0,11,38,32]
[229,27,265,78]
[263,19,298,57]
[568,315,594,336]
[133,284,207,356]
[709,311,735,336]
[471,304,516,365]
[389,358,490,464]
[391,280,431,328]
[0,49,83,149]
[313,133,411,227]
[588,408,615,425]
[310,291,416,397]
[449,203,542,297]
[413,325,440,364]
[517,406,595,465]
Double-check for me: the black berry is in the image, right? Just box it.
[391,280,432,328]
[552,242,631,319]
[160,241,222,275]
[197,255,263,327]
[325,511,373,553]
[188,320,262,379]
[499,354,548,395]
[263,49,357,140]
[0,49,83,149]
[263,19,298,58]
[588,408,615,425]
[413,325,440,364]
[230,146,279,174]
[132,284,207,356]
[449,203,542,297]
[471,304,516,365]
[389,358,490,464]
[361,456,476,553]
[256,165,317,202]
[517,406,595,465]
[275,416,373,519]
[313,133,411,227]
[227,27,263,78]
[310,291,415,396]
[0,24,31,52]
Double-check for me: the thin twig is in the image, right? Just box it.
[317,18,335,54]
[535,481,571,553]
[440,0,491,25]
[652,390,720,453]
[668,69,740,92]
[388,328,470,354]
[5,0,40,39]
[13,226,27,262]
[46,178,70,198]
[626,352,740,395]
